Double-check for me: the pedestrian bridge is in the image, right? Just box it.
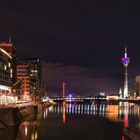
[50,96,140,104]
[51,96,107,103]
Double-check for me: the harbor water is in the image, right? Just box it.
[0,101,140,140]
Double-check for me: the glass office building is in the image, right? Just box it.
[0,48,13,94]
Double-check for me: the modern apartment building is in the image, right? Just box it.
[0,39,16,84]
[0,39,16,94]
[17,58,42,95]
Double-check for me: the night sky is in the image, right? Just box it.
[0,1,140,95]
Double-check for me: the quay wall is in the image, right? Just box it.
[0,104,38,127]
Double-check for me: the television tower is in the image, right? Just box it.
[121,47,130,98]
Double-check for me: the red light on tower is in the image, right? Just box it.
[62,82,66,97]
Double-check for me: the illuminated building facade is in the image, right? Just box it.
[17,64,32,95]
[26,58,42,93]
[0,39,16,94]
[0,39,16,84]
[17,58,42,95]
[121,47,130,98]
[0,47,13,93]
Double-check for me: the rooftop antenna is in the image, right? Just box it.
[8,36,12,44]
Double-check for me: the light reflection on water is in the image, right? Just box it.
[0,102,140,140]
[47,101,140,139]
[15,120,39,140]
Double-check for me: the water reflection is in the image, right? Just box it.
[122,134,125,140]
[52,102,107,116]
[106,104,119,122]
[16,120,39,140]
[0,102,140,140]
[48,102,140,127]
[62,102,66,124]
[49,102,140,138]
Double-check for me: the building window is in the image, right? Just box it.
[4,65,7,70]
[10,69,13,73]
[8,62,11,67]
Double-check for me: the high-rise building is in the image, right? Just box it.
[17,64,32,95]
[121,47,130,98]
[26,58,42,92]
[0,46,13,94]
[16,58,42,96]
[0,39,16,84]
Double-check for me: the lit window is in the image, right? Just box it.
[4,65,7,70]
[8,63,11,67]
[10,69,13,73]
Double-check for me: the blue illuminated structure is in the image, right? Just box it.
[121,47,130,98]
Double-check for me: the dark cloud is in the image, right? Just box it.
[42,63,123,96]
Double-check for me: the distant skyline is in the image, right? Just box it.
[0,1,140,95]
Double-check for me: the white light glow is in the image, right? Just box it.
[0,85,11,91]
[0,48,12,59]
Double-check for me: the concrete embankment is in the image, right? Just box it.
[0,103,44,127]
[0,101,53,128]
